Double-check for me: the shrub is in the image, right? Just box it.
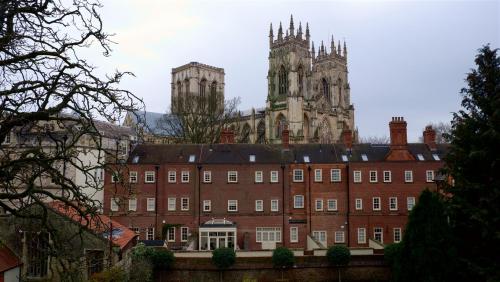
[150,248,175,269]
[131,243,174,270]
[326,245,351,266]
[131,242,153,261]
[272,247,295,269]
[89,267,128,282]
[211,247,236,270]
[128,259,153,282]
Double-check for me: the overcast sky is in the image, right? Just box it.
[95,0,499,142]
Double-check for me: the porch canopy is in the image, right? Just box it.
[199,219,237,250]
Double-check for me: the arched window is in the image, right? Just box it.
[303,114,310,141]
[240,123,251,143]
[278,66,288,95]
[184,79,190,96]
[209,81,217,113]
[176,81,183,111]
[298,66,304,94]
[276,114,287,138]
[199,78,207,109]
[322,78,330,102]
[337,79,342,107]
[257,121,265,144]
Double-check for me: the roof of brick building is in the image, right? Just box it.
[47,201,137,250]
[0,245,21,273]
[127,143,448,164]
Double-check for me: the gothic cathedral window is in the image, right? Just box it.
[298,66,304,95]
[276,114,286,138]
[240,123,251,143]
[177,81,183,111]
[199,79,207,110]
[278,66,288,95]
[209,81,217,113]
[337,78,342,107]
[184,79,190,97]
[257,121,265,144]
[322,78,330,103]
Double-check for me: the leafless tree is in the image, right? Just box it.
[0,0,141,231]
[156,96,241,144]
[359,135,390,144]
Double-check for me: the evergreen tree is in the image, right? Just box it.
[395,190,457,282]
[444,45,500,281]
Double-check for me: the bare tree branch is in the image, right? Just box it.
[155,95,241,144]
[0,0,143,264]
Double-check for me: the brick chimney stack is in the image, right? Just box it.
[342,129,353,150]
[423,125,437,150]
[219,128,235,144]
[386,117,415,161]
[219,128,227,144]
[389,117,408,150]
[282,126,289,149]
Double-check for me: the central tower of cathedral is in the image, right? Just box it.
[265,15,355,144]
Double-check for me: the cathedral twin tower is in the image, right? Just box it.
[171,15,355,144]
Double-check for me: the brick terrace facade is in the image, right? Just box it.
[103,118,447,250]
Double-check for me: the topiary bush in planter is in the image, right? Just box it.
[327,245,351,282]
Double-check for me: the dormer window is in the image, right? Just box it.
[303,155,310,163]
[249,155,256,162]
[132,156,139,164]
[188,155,196,163]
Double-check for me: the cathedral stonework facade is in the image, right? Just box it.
[261,15,354,144]
[171,62,225,115]
[167,16,355,144]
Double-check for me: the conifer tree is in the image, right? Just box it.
[444,45,500,281]
[394,190,457,282]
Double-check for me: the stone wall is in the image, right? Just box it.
[156,255,389,282]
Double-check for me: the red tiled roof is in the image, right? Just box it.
[47,201,136,250]
[0,245,21,273]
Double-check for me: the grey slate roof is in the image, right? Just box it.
[129,111,178,136]
[127,143,449,165]
[94,120,135,139]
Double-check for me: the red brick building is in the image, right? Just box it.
[103,118,447,251]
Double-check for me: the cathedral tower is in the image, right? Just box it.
[265,16,354,144]
[266,16,312,143]
[171,62,225,114]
